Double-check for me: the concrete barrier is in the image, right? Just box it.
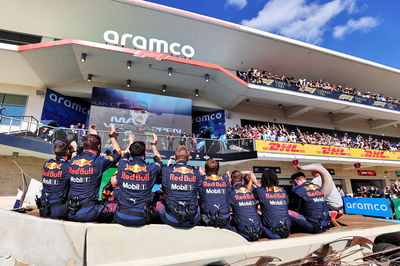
[0,209,84,266]
[1,207,400,265]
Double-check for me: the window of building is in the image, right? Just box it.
[0,29,42,45]
[0,93,28,125]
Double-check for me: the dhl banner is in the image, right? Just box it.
[255,140,400,161]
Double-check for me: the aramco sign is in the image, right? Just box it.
[103,30,196,58]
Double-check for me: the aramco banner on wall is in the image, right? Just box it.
[343,197,393,218]
[41,88,90,127]
[255,140,400,161]
[192,110,226,139]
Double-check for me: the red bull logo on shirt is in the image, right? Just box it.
[71,159,92,167]
[44,162,61,170]
[173,166,194,174]
[235,187,250,194]
[305,184,320,191]
[125,164,147,173]
[205,174,223,181]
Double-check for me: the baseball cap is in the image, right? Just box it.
[131,101,149,110]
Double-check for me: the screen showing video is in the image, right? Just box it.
[89,87,192,136]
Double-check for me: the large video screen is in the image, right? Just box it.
[89,87,192,136]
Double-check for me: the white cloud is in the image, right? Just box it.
[226,0,248,9]
[241,0,359,44]
[333,16,379,39]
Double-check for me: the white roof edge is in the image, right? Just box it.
[0,43,19,51]
[125,0,400,75]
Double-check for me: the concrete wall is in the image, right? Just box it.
[0,155,44,196]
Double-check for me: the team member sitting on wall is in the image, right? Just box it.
[38,141,77,219]
[289,169,330,234]
[198,159,231,228]
[253,170,290,239]
[114,133,162,226]
[156,145,202,228]
[66,124,121,223]
[229,170,262,241]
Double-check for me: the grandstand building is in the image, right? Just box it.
[1,0,400,196]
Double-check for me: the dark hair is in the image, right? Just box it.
[83,134,101,151]
[129,141,146,157]
[290,172,306,180]
[261,170,279,187]
[53,141,70,157]
[205,159,219,175]
[243,174,251,186]
[231,170,242,184]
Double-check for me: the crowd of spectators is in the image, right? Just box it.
[226,123,400,151]
[237,68,400,104]
[353,181,400,199]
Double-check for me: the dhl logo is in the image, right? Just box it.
[45,162,61,170]
[235,187,250,194]
[71,159,92,167]
[125,164,147,173]
[373,101,386,107]
[268,186,283,193]
[305,184,320,191]
[321,147,348,156]
[363,150,389,159]
[267,143,301,152]
[173,167,194,174]
[339,94,354,101]
[205,174,223,181]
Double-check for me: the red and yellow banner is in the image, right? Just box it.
[255,140,400,161]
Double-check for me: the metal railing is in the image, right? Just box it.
[0,115,255,153]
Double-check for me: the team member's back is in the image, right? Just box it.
[229,170,262,241]
[199,159,231,228]
[39,141,75,219]
[67,126,121,223]
[114,134,162,226]
[289,171,329,234]
[157,145,201,228]
[253,170,290,239]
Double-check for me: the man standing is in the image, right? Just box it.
[156,145,202,228]
[114,133,162,226]
[13,187,23,209]
[167,132,174,150]
[66,124,121,222]
[199,159,230,228]
[39,141,76,219]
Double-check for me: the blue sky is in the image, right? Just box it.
[145,0,400,69]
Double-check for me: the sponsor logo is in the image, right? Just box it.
[345,202,388,212]
[169,174,196,182]
[373,101,386,107]
[235,187,250,194]
[69,167,94,175]
[42,170,62,178]
[305,184,320,191]
[266,143,302,153]
[202,181,227,187]
[173,167,194,174]
[193,112,223,123]
[121,172,150,181]
[122,182,147,190]
[103,30,196,58]
[266,193,286,199]
[70,176,92,183]
[205,174,223,181]
[269,200,286,206]
[262,79,275,86]
[339,94,354,101]
[239,201,256,206]
[312,197,325,202]
[320,147,349,156]
[205,188,226,194]
[363,150,389,159]
[171,183,193,191]
[42,178,59,185]
[49,93,89,115]
[71,159,92,167]
[267,186,282,193]
[124,164,147,173]
[45,162,61,170]
[299,87,317,94]
[307,191,324,197]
